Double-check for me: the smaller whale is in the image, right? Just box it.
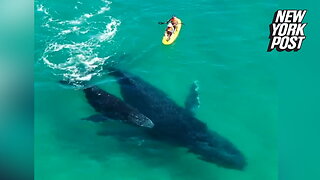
[83,86,154,128]
[60,80,154,128]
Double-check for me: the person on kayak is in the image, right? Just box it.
[165,22,174,40]
[166,16,178,30]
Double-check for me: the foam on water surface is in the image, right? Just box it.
[36,0,120,82]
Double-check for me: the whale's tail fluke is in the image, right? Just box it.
[107,67,125,78]
[59,79,89,89]
[106,67,136,87]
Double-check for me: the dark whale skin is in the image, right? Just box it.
[109,69,247,170]
[84,86,154,128]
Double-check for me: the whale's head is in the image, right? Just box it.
[188,131,246,170]
[128,112,154,128]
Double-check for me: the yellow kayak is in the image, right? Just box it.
[162,18,182,45]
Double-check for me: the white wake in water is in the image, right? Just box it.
[36,0,121,82]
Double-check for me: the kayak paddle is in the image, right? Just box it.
[158,22,185,25]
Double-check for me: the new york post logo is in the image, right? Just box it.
[267,10,307,52]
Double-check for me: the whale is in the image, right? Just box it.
[60,79,154,128]
[83,85,154,128]
[81,85,154,128]
[103,69,247,170]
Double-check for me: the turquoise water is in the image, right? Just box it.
[35,0,277,179]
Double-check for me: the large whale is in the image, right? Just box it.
[102,69,247,170]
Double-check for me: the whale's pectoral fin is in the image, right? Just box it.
[184,80,200,115]
[82,114,110,123]
[128,112,154,128]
